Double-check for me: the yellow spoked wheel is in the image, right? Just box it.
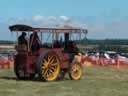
[69,63,83,80]
[38,50,60,81]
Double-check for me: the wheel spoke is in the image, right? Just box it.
[43,68,48,75]
[47,69,54,78]
[50,66,57,72]
[49,69,54,73]
[50,63,58,66]
[41,65,45,69]
[46,70,50,77]
[50,57,56,64]
[43,59,48,64]
[48,55,51,62]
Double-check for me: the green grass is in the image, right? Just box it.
[0,66,128,96]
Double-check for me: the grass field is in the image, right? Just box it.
[0,66,128,96]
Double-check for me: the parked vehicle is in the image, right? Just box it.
[9,24,87,81]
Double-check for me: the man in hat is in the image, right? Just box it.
[18,32,28,45]
[29,32,41,52]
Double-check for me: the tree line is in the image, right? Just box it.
[1,39,128,52]
[0,40,15,45]
[77,39,128,53]
[81,39,128,45]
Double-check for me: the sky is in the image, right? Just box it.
[0,0,128,40]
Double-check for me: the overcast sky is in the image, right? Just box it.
[0,0,128,40]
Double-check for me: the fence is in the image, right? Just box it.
[82,55,128,69]
[0,56,14,69]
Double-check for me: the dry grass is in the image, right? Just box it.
[0,66,128,96]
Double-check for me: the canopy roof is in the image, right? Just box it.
[9,24,88,33]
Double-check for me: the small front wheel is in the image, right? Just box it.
[69,63,83,80]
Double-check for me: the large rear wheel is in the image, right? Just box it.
[37,50,60,81]
[14,61,25,80]
[14,57,35,80]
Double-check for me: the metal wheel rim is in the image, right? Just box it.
[70,64,83,80]
[41,53,60,81]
